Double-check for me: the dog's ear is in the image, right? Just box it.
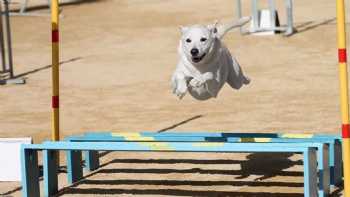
[179,26,189,34]
[207,20,219,37]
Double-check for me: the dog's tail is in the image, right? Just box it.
[217,16,251,39]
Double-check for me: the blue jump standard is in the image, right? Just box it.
[66,131,342,186]
[21,140,330,197]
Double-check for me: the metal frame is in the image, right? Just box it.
[0,2,6,74]
[0,0,25,85]
[236,0,294,36]
[8,0,51,17]
[1,0,13,77]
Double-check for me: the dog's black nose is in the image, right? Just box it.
[191,48,199,56]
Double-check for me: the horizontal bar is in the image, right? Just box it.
[22,141,321,153]
[67,134,338,144]
[81,131,341,140]
[251,27,289,32]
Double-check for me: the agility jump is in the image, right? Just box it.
[19,0,350,196]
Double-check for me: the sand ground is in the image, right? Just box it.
[0,0,349,196]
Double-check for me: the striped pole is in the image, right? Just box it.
[336,0,350,196]
[51,0,59,141]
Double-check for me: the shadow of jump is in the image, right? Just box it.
[101,158,248,165]
[294,18,336,34]
[58,188,303,197]
[97,153,303,179]
[95,167,302,177]
[14,57,82,79]
[78,179,304,188]
[330,184,344,197]
[60,152,304,196]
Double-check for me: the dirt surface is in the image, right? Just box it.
[0,0,348,196]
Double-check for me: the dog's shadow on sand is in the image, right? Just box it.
[57,152,309,197]
[157,115,204,132]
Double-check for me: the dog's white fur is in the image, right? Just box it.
[171,17,251,100]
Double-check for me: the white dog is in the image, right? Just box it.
[171,17,251,100]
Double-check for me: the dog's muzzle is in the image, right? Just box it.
[192,53,206,63]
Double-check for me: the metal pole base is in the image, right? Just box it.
[0,77,26,85]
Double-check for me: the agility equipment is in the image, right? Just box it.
[20,0,350,196]
[236,0,294,36]
[20,131,342,197]
[68,132,343,186]
[51,0,59,142]
[12,0,51,16]
[22,138,330,197]
[0,0,25,85]
[0,138,32,181]
[336,0,350,195]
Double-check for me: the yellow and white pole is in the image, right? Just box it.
[336,0,350,195]
[51,0,60,141]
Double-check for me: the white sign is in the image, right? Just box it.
[0,138,32,181]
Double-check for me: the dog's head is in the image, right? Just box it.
[180,22,219,64]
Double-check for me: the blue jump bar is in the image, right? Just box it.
[24,141,322,152]
[82,131,341,139]
[67,134,338,143]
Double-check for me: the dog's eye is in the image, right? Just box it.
[186,38,192,43]
[200,37,207,42]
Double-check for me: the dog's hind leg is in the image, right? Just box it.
[226,57,250,90]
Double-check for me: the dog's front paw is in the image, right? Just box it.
[175,89,186,99]
[189,78,205,88]
[174,84,187,99]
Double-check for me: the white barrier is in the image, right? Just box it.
[0,138,32,181]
